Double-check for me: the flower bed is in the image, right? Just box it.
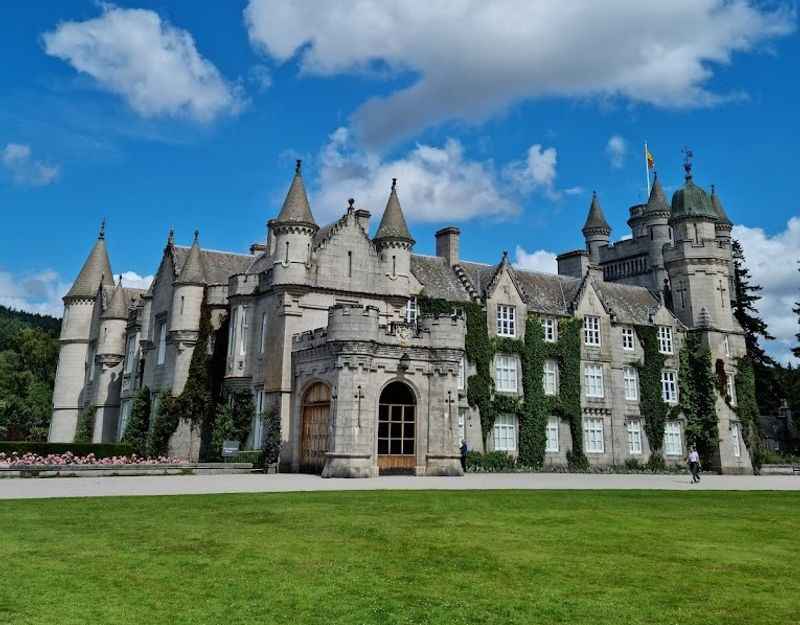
[0,451,183,468]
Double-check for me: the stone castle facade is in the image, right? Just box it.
[49,158,752,475]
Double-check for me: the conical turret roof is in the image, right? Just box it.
[671,172,717,222]
[101,277,129,320]
[65,222,114,299]
[644,175,670,215]
[710,185,732,226]
[274,160,316,226]
[175,231,207,285]
[374,179,414,243]
[582,192,611,234]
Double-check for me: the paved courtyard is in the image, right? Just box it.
[2,471,799,499]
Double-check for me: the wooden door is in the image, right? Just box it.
[301,384,330,474]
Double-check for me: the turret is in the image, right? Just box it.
[374,179,415,292]
[50,221,115,442]
[582,192,611,265]
[170,230,206,333]
[711,185,732,244]
[268,160,319,286]
[640,174,672,291]
[668,163,718,243]
[99,276,128,358]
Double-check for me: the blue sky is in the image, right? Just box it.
[1,1,798,361]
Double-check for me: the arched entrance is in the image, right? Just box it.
[377,381,416,475]
[300,383,331,474]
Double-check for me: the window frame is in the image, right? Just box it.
[494,353,519,393]
[621,326,635,351]
[457,357,466,391]
[124,333,137,374]
[543,359,559,396]
[238,305,249,357]
[543,317,558,343]
[657,326,674,354]
[731,423,741,458]
[661,369,678,403]
[626,420,642,455]
[259,312,267,354]
[545,416,559,453]
[664,421,682,456]
[584,363,605,399]
[584,315,601,347]
[157,321,167,366]
[405,297,418,324]
[583,417,605,454]
[496,304,516,337]
[623,366,639,401]
[493,413,517,452]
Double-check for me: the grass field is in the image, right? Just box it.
[1,490,798,625]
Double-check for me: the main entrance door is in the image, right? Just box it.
[377,381,416,475]
[300,383,330,474]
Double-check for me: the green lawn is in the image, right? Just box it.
[1,490,798,625]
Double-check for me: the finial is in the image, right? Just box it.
[99,219,106,240]
[193,229,199,243]
[167,227,175,246]
[117,274,123,286]
[592,190,597,198]
[682,146,693,178]
[391,178,397,191]
[711,183,716,195]
[502,250,508,260]
[347,198,355,211]
[295,159,302,174]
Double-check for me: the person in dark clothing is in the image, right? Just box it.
[460,440,468,472]
[688,447,701,483]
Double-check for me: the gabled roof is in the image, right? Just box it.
[175,233,207,285]
[274,160,316,226]
[592,281,661,325]
[582,192,611,234]
[512,269,581,316]
[375,180,414,243]
[411,255,471,302]
[644,175,670,215]
[65,225,114,299]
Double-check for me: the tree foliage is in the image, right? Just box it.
[121,386,151,456]
[210,388,255,460]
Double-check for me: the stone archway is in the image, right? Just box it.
[377,381,416,475]
[300,382,331,474]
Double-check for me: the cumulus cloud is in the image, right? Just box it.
[0,269,70,317]
[1,143,59,186]
[606,135,627,169]
[513,247,557,274]
[43,5,244,122]
[313,126,520,224]
[733,218,800,364]
[504,144,575,200]
[119,271,154,290]
[245,0,795,146]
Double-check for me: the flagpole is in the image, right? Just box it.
[644,141,651,197]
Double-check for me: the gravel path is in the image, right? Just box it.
[2,472,799,499]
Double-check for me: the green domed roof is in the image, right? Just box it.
[670,176,717,221]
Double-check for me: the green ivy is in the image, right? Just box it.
[681,332,719,465]
[734,356,764,472]
[121,386,151,456]
[634,325,669,463]
[73,406,97,444]
[146,390,180,457]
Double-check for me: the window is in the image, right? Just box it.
[253,391,267,449]
[584,316,601,346]
[623,366,639,401]
[494,413,517,452]
[583,417,604,453]
[726,373,737,405]
[124,333,137,374]
[544,317,558,342]
[495,354,518,393]
[157,322,167,365]
[627,420,642,455]
[731,423,741,458]
[118,400,131,442]
[87,345,96,382]
[657,326,673,354]
[584,364,604,398]
[664,421,682,456]
[259,312,267,354]
[228,307,237,358]
[661,370,678,403]
[723,335,730,357]
[496,305,516,337]
[238,306,248,356]
[545,417,559,452]
[543,359,559,396]
[621,327,635,351]
[458,408,467,442]
[457,357,465,391]
[180,296,185,315]
[405,298,418,324]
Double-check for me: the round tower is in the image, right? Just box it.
[582,191,611,265]
[269,160,319,286]
[374,179,415,295]
[639,174,672,291]
[50,222,115,442]
[170,230,207,334]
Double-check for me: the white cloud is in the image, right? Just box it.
[245,0,795,146]
[119,271,153,290]
[606,135,627,169]
[1,143,59,186]
[313,126,519,224]
[513,246,557,274]
[733,218,800,364]
[0,269,69,317]
[43,5,244,123]
[248,64,272,92]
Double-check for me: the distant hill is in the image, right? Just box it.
[0,306,61,441]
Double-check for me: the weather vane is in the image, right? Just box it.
[682,146,694,176]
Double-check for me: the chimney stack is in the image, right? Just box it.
[435,227,460,266]
[354,209,371,232]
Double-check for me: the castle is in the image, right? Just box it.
[49,157,752,475]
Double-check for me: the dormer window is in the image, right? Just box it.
[496,305,516,337]
[584,316,600,346]
[657,326,673,354]
[405,298,418,324]
[543,317,557,342]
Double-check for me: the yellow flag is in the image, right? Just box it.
[646,149,655,169]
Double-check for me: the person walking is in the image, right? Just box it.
[688,447,701,483]
[460,439,468,472]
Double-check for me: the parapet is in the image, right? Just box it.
[326,304,380,343]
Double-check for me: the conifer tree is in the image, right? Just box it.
[793,261,800,359]
[178,291,213,428]
[121,386,151,456]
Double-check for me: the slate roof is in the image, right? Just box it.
[101,281,129,320]
[582,192,611,233]
[711,186,732,226]
[592,281,661,325]
[644,175,670,215]
[246,252,271,274]
[410,255,471,302]
[375,182,414,242]
[671,176,717,221]
[65,235,114,299]
[172,246,252,284]
[175,237,207,284]
[274,163,316,226]
[512,269,582,316]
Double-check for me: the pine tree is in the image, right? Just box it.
[732,239,782,413]
[793,261,800,359]
[121,386,151,456]
[178,291,213,428]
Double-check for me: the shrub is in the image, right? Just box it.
[146,391,180,457]
[73,406,97,443]
[121,386,151,456]
[466,451,517,472]
[209,389,255,460]
[0,441,134,458]
[261,410,281,466]
[624,458,643,471]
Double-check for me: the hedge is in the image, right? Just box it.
[0,441,134,459]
